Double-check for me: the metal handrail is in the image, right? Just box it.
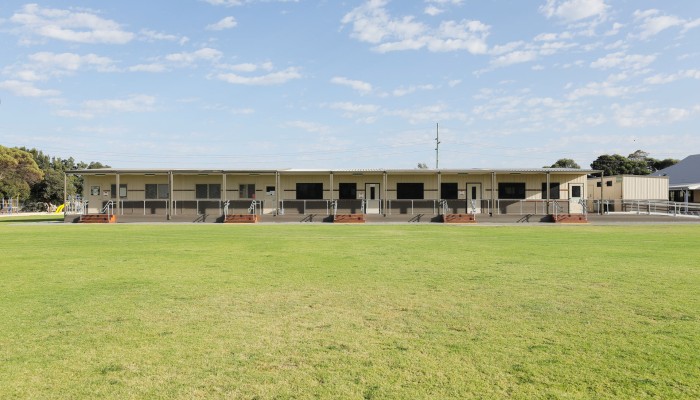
[102,200,114,215]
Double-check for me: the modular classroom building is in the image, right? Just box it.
[64,168,596,223]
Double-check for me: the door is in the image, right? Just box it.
[365,183,380,214]
[467,183,481,214]
[569,184,583,214]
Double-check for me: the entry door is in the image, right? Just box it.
[467,183,481,214]
[569,184,583,214]
[365,183,380,214]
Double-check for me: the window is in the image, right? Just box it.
[110,184,127,199]
[397,183,424,199]
[338,183,357,200]
[145,184,169,199]
[606,181,613,187]
[571,185,582,198]
[441,182,458,199]
[239,184,255,199]
[195,184,221,199]
[90,186,100,196]
[498,183,526,199]
[596,182,602,187]
[541,182,560,199]
[266,186,275,195]
[296,183,323,199]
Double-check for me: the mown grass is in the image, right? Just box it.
[0,224,699,399]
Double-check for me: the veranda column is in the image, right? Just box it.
[63,173,67,214]
[491,171,496,216]
[168,171,174,220]
[116,173,120,216]
[546,171,551,214]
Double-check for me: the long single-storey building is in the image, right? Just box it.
[64,167,598,223]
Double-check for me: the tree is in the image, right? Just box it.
[545,158,580,169]
[650,158,679,171]
[0,145,44,200]
[417,163,429,169]
[590,153,652,175]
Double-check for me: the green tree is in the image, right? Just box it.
[0,145,44,200]
[590,153,651,175]
[545,158,580,169]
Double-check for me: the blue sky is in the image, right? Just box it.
[0,0,699,169]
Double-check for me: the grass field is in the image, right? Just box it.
[1,222,699,399]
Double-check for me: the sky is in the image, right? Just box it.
[0,0,699,170]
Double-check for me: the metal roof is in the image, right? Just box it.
[652,154,700,188]
[68,167,599,175]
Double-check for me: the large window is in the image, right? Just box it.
[397,183,424,199]
[145,184,169,199]
[110,184,127,199]
[441,182,458,199]
[296,183,323,199]
[195,184,221,199]
[338,183,357,200]
[498,183,526,199]
[541,182,560,200]
[239,184,255,199]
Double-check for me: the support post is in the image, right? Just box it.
[599,171,604,215]
[116,173,120,216]
[63,173,67,215]
[168,171,174,220]
[546,171,551,215]
[383,171,388,216]
[491,172,496,216]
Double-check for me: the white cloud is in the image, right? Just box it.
[284,120,330,133]
[490,50,538,68]
[392,84,434,97]
[29,52,116,73]
[0,79,60,97]
[424,6,443,16]
[202,0,299,6]
[206,16,237,31]
[129,63,167,73]
[219,62,274,72]
[330,76,373,94]
[139,29,188,45]
[567,78,643,100]
[590,52,656,70]
[10,4,134,44]
[56,94,157,119]
[448,79,461,87]
[632,9,699,39]
[644,69,700,85]
[612,103,699,128]
[388,104,469,124]
[328,102,379,114]
[341,1,489,54]
[217,67,301,85]
[540,0,608,22]
[165,48,223,64]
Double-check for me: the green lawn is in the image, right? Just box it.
[1,224,699,399]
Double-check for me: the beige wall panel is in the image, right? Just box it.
[621,176,668,200]
[225,175,276,200]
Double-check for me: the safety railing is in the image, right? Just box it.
[102,200,114,216]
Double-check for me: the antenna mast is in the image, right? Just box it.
[435,123,440,169]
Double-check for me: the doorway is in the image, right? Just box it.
[467,183,481,214]
[365,183,380,214]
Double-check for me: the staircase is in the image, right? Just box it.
[442,213,477,223]
[333,214,365,223]
[223,214,259,223]
[79,214,117,223]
